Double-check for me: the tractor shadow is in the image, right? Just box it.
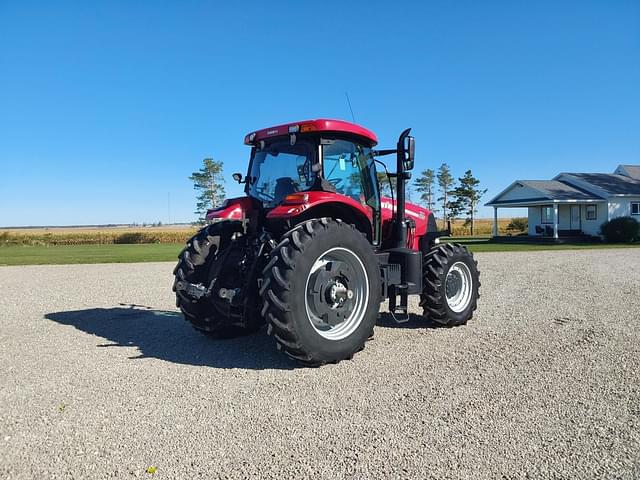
[377,312,441,329]
[44,304,294,370]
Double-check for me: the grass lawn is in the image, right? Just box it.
[1,239,639,266]
[447,237,640,252]
[0,244,183,266]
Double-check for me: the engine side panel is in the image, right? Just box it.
[380,196,431,250]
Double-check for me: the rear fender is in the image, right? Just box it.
[206,197,258,221]
[266,192,374,240]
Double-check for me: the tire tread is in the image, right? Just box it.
[261,218,376,366]
[420,243,480,327]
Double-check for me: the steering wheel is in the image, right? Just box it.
[326,178,344,189]
[259,191,275,201]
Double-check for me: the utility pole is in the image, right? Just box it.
[167,192,171,225]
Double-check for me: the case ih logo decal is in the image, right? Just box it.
[382,201,425,220]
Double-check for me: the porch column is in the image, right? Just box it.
[493,207,499,236]
[553,204,559,239]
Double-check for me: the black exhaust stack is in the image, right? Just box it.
[395,128,413,248]
[384,128,421,322]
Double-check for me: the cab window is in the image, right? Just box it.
[322,139,377,207]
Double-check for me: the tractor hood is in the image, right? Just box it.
[380,196,429,223]
[380,196,431,248]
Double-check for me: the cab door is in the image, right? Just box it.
[321,138,382,245]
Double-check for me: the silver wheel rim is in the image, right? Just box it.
[445,261,473,313]
[304,247,369,341]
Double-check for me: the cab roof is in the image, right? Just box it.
[244,118,378,146]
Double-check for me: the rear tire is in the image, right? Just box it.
[260,218,381,366]
[173,221,262,338]
[420,243,480,327]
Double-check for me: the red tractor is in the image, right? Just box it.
[173,119,480,366]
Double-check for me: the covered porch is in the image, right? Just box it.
[485,180,607,242]
[487,200,606,241]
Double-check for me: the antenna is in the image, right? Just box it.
[344,92,356,123]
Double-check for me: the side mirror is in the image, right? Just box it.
[397,128,414,172]
[404,136,415,171]
[232,173,244,183]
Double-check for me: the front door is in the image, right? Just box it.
[570,205,581,230]
[322,138,381,244]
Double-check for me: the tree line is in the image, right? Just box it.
[190,159,487,234]
[413,164,487,235]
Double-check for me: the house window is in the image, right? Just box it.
[586,205,597,220]
[541,206,554,224]
[632,202,640,215]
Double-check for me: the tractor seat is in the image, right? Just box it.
[274,177,297,204]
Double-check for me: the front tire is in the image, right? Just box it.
[260,218,381,366]
[420,243,480,327]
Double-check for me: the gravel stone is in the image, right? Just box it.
[0,249,638,479]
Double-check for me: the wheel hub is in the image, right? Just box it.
[445,261,473,313]
[308,261,356,326]
[304,248,369,340]
[446,272,462,298]
[326,280,353,306]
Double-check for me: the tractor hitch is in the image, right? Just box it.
[218,288,240,302]
[175,280,209,301]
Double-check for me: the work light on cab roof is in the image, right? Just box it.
[173,118,480,366]
[244,119,378,146]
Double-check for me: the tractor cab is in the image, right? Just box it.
[241,119,380,207]
[234,119,414,246]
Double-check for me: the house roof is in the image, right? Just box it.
[485,180,604,206]
[562,173,640,195]
[518,180,603,200]
[486,164,640,207]
[618,165,640,180]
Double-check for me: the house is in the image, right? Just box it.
[486,165,640,239]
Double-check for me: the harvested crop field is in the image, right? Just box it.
[0,218,518,247]
[0,227,196,246]
[0,250,638,479]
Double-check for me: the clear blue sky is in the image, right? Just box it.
[1,0,638,226]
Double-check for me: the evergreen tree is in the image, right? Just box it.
[414,168,437,213]
[189,158,226,225]
[437,163,454,228]
[446,196,465,232]
[452,170,487,235]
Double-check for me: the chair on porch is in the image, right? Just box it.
[545,225,554,236]
[535,225,544,235]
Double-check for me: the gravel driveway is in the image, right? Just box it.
[0,250,639,479]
